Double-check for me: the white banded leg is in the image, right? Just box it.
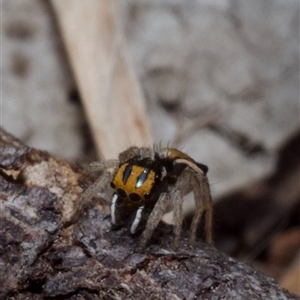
[110,193,119,225]
[130,205,145,234]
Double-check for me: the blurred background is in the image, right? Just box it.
[2,0,299,295]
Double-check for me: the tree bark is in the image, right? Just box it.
[0,128,298,300]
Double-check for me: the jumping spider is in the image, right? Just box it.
[81,146,213,248]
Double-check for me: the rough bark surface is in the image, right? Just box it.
[0,128,298,300]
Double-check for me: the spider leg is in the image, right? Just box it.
[83,159,119,175]
[82,170,113,204]
[190,174,213,244]
[130,205,145,234]
[110,193,119,225]
[203,177,213,244]
[189,174,205,243]
[172,189,184,247]
[139,193,170,249]
[70,169,113,224]
[78,159,119,216]
[119,146,153,162]
[119,147,141,162]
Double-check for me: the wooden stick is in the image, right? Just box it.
[51,0,152,159]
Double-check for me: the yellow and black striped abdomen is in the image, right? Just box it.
[111,162,156,204]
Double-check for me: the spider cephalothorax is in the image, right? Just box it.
[81,146,213,248]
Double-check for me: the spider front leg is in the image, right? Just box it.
[69,170,112,225]
[70,159,118,224]
[82,159,119,203]
[110,193,143,230]
[83,159,119,175]
[110,193,120,226]
[139,192,170,249]
[130,205,145,234]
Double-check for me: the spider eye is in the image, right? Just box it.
[110,182,116,189]
[129,193,141,202]
[117,188,127,198]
